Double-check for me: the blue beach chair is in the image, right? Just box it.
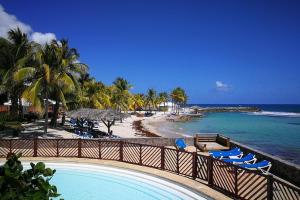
[209,147,243,159]
[223,153,257,164]
[175,138,187,150]
[239,160,272,174]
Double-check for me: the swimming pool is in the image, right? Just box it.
[24,162,209,200]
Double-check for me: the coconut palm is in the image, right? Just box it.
[111,77,132,112]
[80,80,111,109]
[130,93,145,112]
[49,39,88,126]
[158,92,169,113]
[14,41,80,133]
[170,87,188,114]
[0,28,34,117]
[146,89,157,113]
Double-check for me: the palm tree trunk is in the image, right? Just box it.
[44,97,49,134]
[10,95,18,116]
[18,96,23,119]
[50,100,60,127]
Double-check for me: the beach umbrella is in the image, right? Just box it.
[66,108,95,119]
[66,108,129,134]
[96,109,129,134]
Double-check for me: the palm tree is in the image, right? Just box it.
[80,80,111,109]
[111,77,132,112]
[170,87,188,114]
[146,89,157,113]
[49,39,88,127]
[158,92,169,113]
[14,42,79,133]
[130,93,145,112]
[0,28,34,117]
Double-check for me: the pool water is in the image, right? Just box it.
[26,162,208,200]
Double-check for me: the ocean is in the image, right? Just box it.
[162,104,300,165]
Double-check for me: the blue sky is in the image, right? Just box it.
[1,0,300,104]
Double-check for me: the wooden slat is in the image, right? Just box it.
[101,141,120,160]
[197,155,208,180]
[11,140,34,157]
[273,179,300,200]
[0,140,10,157]
[164,148,177,172]
[58,139,78,157]
[141,145,161,168]
[81,140,99,158]
[123,143,139,163]
[37,139,57,157]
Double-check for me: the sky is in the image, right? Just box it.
[0,0,300,104]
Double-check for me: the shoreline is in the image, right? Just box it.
[140,112,192,138]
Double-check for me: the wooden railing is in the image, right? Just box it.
[0,139,299,200]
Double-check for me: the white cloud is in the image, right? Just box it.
[0,4,56,45]
[31,32,56,45]
[215,81,231,91]
[0,5,32,37]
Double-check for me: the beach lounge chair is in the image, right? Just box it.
[175,138,187,150]
[209,147,243,159]
[223,153,257,164]
[239,160,272,174]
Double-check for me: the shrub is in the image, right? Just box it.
[0,153,61,200]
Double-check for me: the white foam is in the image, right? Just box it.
[248,111,300,117]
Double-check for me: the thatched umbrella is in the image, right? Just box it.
[66,108,129,134]
[96,109,129,134]
[67,108,95,119]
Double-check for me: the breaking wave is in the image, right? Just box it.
[249,111,300,117]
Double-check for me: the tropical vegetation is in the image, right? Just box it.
[0,27,188,134]
[0,153,61,200]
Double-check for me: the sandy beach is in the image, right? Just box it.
[14,111,188,139]
[99,111,188,138]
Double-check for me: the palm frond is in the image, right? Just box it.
[58,89,67,108]
[57,72,75,92]
[43,64,50,83]
[22,78,43,113]
[14,67,36,82]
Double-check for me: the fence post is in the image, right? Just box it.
[161,146,165,170]
[192,152,197,179]
[139,144,142,165]
[176,149,179,174]
[267,175,274,200]
[207,156,213,186]
[9,140,12,154]
[99,140,102,159]
[78,139,82,158]
[120,141,123,162]
[234,166,238,198]
[33,138,37,157]
[56,139,59,157]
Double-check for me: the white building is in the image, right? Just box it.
[158,101,178,112]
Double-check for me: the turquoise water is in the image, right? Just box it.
[47,164,205,200]
[170,107,300,164]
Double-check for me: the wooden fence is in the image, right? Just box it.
[0,139,299,200]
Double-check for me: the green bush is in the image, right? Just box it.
[0,153,61,200]
[0,113,22,122]
[0,113,24,136]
